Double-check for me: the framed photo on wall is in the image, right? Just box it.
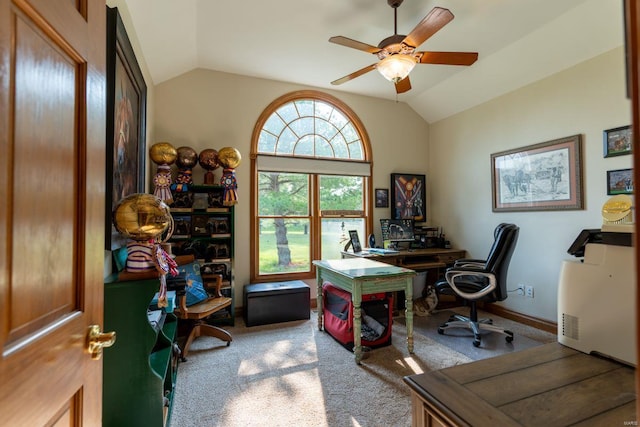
[375,188,389,208]
[390,173,426,221]
[607,168,634,195]
[491,135,583,212]
[105,7,147,250]
[603,125,632,157]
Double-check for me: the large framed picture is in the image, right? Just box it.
[607,168,634,195]
[491,135,583,212]
[390,173,426,221]
[603,125,632,157]
[105,7,147,249]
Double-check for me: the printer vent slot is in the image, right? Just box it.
[562,313,579,340]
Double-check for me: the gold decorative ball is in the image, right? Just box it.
[218,147,241,169]
[149,142,178,165]
[198,148,219,171]
[112,193,172,241]
[176,146,198,169]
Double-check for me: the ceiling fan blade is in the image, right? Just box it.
[331,64,377,85]
[417,51,478,66]
[329,36,381,54]
[395,76,411,94]
[403,7,454,49]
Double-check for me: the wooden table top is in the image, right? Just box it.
[404,342,636,426]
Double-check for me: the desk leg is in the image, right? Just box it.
[405,277,414,354]
[316,270,323,331]
[352,285,363,364]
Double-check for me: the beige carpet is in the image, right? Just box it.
[170,309,555,427]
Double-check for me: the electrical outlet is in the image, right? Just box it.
[525,285,534,298]
[516,284,525,296]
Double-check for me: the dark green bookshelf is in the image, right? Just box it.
[103,275,179,427]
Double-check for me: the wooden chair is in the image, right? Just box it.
[172,257,233,360]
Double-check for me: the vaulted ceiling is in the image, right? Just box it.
[124,0,624,123]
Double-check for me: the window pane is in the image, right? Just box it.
[294,135,314,156]
[319,175,364,211]
[258,172,309,216]
[259,218,310,274]
[321,218,365,260]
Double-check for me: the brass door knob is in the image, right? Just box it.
[86,325,116,360]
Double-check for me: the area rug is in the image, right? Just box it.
[170,312,473,427]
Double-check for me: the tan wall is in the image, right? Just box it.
[153,69,430,303]
[429,46,632,322]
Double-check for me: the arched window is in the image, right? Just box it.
[250,90,372,281]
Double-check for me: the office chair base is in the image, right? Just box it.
[438,314,514,347]
[180,322,233,361]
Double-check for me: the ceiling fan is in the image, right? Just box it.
[329,0,478,94]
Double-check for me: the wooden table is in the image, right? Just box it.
[313,258,416,364]
[403,342,636,426]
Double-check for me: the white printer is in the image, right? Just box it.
[557,195,636,366]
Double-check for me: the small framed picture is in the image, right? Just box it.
[603,125,632,157]
[375,188,389,208]
[349,230,362,253]
[607,168,634,195]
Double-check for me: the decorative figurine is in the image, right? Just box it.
[171,146,198,208]
[217,147,241,206]
[198,148,219,185]
[149,142,178,205]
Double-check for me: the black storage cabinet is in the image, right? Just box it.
[244,281,310,326]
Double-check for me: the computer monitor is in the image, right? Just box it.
[380,219,415,242]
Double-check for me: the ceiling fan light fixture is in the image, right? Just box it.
[376,54,416,83]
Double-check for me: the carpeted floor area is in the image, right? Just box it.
[169,308,555,427]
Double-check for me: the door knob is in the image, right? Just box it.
[86,325,116,360]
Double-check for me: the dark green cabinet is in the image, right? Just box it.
[103,276,179,427]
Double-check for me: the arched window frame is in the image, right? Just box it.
[250,90,373,282]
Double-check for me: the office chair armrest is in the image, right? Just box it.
[445,269,496,300]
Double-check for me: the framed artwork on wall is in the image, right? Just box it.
[390,173,426,222]
[105,7,147,250]
[607,168,634,195]
[491,134,583,212]
[375,188,389,208]
[603,125,632,157]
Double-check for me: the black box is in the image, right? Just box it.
[244,281,310,327]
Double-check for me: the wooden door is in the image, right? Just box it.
[0,0,106,425]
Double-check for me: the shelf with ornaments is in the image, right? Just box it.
[148,143,241,327]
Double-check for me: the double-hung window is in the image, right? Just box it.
[250,91,372,281]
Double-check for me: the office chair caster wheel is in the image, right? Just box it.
[505,330,514,343]
[437,327,445,335]
[226,341,231,347]
[473,338,481,347]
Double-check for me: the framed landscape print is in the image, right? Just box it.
[390,173,426,222]
[491,135,583,212]
[105,7,147,250]
[603,125,632,157]
[607,168,634,195]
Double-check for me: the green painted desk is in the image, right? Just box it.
[313,258,416,364]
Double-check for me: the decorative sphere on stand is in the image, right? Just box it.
[198,148,219,184]
[217,147,242,206]
[149,142,178,204]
